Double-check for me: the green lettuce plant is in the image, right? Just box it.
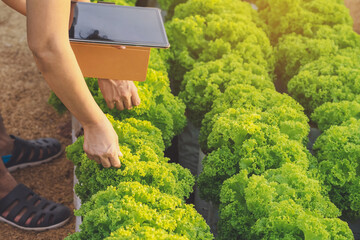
[48,50,185,147]
[312,101,360,131]
[255,0,352,43]
[275,24,360,86]
[69,141,194,203]
[313,119,360,218]
[95,69,186,147]
[179,53,274,126]
[206,108,308,151]
[147,49,169,75]
[218,163,352,240]
[198,108,309,203]
[65,182,213,240]
[66,116,193,202]
[165,13,273,94]
[172,0,261,23]
[275,35,337,86]
[199,84,306,151]
[48,77,99,114]
[288,54,360,115]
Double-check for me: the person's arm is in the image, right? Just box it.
[2,0,141,112]
[73,0,142,111]
[26,0,121,168]
[1,0,90,16]
[2,0,26,15]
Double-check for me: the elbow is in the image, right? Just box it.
[27,36,70,73]
[28,36,66,63]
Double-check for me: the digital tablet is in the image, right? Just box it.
[69,2,170,48]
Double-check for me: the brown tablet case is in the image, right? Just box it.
[70,42,150,81]
[69,2,169,81]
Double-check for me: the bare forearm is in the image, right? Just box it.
[27,0,104,127]
[25,0,121,168]
[2,0,26,15]
[34,44,105,127]
[1,0,90,16]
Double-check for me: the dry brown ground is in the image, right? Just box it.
[345,0,360,34]
[0,0,358,239]
[0,2,75,239]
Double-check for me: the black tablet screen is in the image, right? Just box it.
[69,2,169,48]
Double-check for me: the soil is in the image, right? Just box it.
[0,1,359,239]
[345,0,360,34]
[0,2,75,240]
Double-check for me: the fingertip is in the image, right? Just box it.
[101,158,111,168]
[114,160,121,168]
[109,154,121,168]
[116,101,125,111]
[106,100,115,110]
[123,97,132,110]
[133,100,140,106]
[132,95,141,106]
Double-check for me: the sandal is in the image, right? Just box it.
[2,135,63,172]
[0,184,71,231]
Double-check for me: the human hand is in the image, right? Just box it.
[83,116,122,168]
[98,78,141,111]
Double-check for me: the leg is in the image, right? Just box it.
[0,113,14,156]
[0,110,62,172]
[0,113,17,200]
[0,114,27,222]
[0,113,70,228]
[0,159,17,200]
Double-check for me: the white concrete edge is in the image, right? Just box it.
[71,115,82,232]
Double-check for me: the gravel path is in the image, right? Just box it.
[0,2,75,239]
[345,0,360,34]
[0,0,358,239]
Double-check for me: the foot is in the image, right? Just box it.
[0,168,44,228]
[0,168,17,200]
[0,184,71,231]
[2,135,63,172]
[0,134,14,157]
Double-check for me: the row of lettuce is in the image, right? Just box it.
[64,111,212,239]
[255,0,360,220]
[161,0,359,239]
[49,1,216,239]
[47,0,360,238]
